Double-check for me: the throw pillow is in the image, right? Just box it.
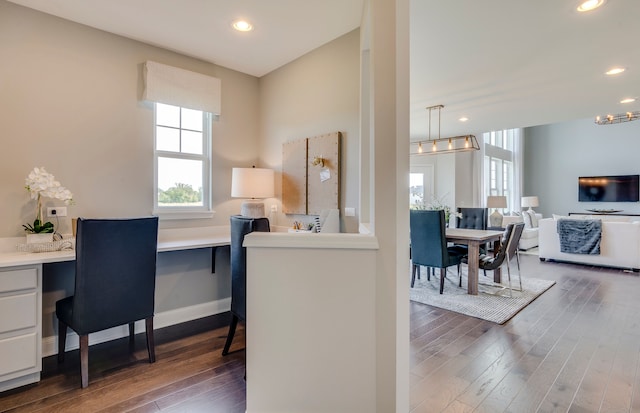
[522,210,533,228]
[529,210,539,228]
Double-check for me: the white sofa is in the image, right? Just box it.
[538,216,640,271]
[502,213,542,250]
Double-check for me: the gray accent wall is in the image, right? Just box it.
[524,117,640,217]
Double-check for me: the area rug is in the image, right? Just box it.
[409,269,555,324]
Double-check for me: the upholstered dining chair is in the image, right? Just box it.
[410,209,464,294]
[463,222,525,296]
[455,207,488,230]
[56,217,159,388]
[449,207,489,256]
[222,215,270,356]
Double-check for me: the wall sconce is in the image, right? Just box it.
[231,166,275,218]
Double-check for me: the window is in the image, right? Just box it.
[154,102,212,217]
[483,129,519,212]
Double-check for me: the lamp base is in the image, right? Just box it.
[240,200,265,218]
[489,209,504,228]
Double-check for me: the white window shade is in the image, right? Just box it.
[143,61,221,115]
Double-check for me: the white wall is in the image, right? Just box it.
[258,29,361,233]
[524,117,640,217]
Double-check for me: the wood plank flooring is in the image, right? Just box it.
[410,254,640,413]
[1,254,639,412]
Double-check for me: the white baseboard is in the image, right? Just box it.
[42,298,231,357]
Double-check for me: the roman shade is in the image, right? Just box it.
[143,61,221,115]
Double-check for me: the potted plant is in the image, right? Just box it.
[23,167,73,243]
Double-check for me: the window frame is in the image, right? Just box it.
[152,103,214,220]
[484,130,516,212]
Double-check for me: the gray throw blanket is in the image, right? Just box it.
[557,219,601,255]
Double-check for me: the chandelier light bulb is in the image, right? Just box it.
[418,142,423,153]
[448,138,452,150]
[432,141,437,152]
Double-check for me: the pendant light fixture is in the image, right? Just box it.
[412,104,480,155]
[595,111,640,125]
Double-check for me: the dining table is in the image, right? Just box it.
[445,228,505,295]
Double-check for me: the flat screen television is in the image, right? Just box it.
[578,175,640,202]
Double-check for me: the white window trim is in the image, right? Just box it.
[152,105,214,220]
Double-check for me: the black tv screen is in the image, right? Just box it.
[578,175,640,202]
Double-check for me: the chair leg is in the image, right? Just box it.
[439,268,446,294]
[58,320,68,363]
[506,253,513,298]
[516,250,523,292]
[411,264,417,288]
[426,267,431,281]
[222,314,239,356]
[128,322,135,349]
[80,334,89,389]
[145,317,156,363]
[458,264,462,287]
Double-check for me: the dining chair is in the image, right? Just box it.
[449,207,489,256]
[222,215,270,356]
[463,222,525,296]
[56,217,159,388]
[410,209,464,294]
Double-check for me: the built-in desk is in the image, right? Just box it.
[0,226,230,392]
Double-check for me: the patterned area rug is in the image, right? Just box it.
[409,268,555,324]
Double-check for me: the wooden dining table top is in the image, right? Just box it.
[445,228,505,242]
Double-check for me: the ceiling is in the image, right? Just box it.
[8,0,640,140]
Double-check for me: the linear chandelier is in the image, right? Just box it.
[595,111,640,125]
[412,104,480,155]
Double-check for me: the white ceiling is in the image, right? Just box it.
[8,0,640,140]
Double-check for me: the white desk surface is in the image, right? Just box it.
[0,226,231,268]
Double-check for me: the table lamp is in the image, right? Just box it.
[231,167,275,218]
[521,196,539,213]
[487,195,507,228]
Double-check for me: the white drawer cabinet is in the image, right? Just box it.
[0,265,42,392]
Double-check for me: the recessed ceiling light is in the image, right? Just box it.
[577,0,606,12]
[459,117,469,122]
[620,98,637,104]
[605,67,626,75]
[232,20,253,32]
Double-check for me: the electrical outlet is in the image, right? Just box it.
[345,207,356,217]
[47,207,67,217]
[271,205,278,213]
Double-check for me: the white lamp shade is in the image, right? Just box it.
[487,195,507,209]
[521,196,539,208]
[231,167,274,199]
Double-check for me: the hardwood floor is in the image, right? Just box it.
[0,314,247,412]
[1,254,639,412]
[410,254,640,413]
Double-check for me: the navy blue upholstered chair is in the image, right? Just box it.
[450,207,489,257]
[455,207,488,230]
[222,215,270,356]
[56,217,159,388]
[410,210,464,294]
